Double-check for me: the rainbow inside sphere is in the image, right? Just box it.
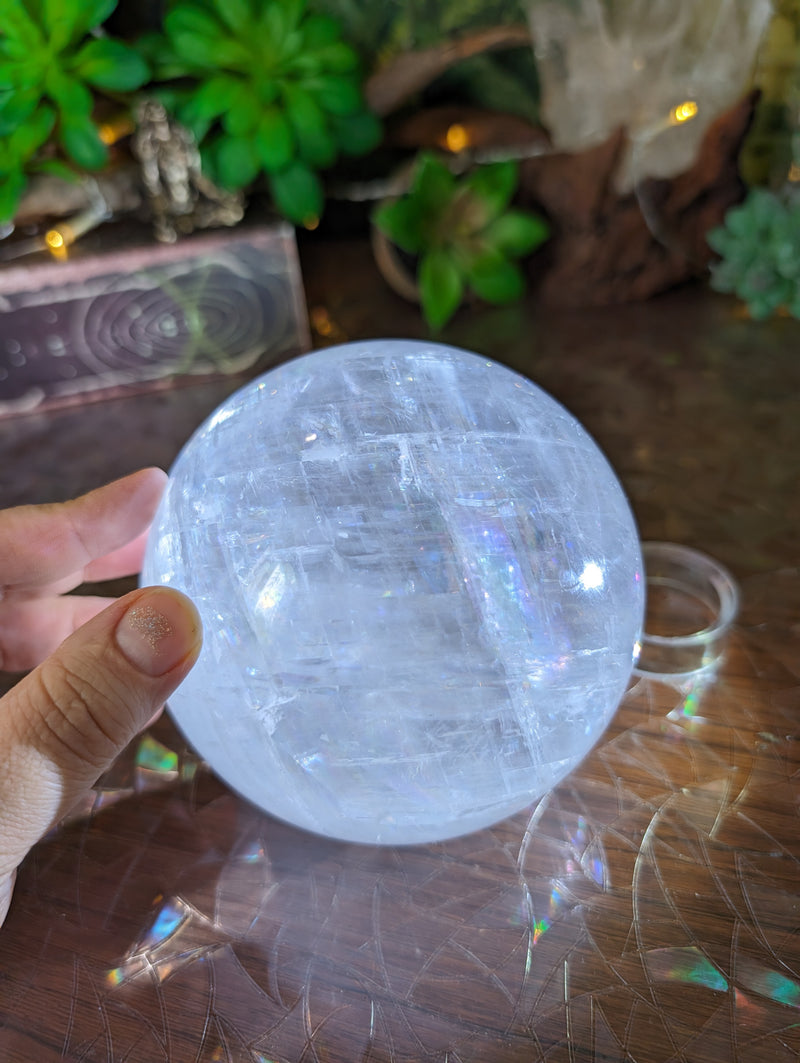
[143,340,643,844]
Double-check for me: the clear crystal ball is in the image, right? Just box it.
[143,340,643,844]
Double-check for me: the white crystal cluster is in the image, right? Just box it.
[527,0,773,188]
[143,341,643,845]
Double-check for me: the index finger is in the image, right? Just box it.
[0,468,168,598]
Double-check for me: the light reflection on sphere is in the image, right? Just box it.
[143,340,643,844]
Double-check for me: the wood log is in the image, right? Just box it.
[364,25,532,118]
[518,92,758,306]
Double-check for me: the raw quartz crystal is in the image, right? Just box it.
[143,341,644,845]
[527,0,773,189]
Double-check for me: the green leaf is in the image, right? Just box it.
[484,209,549,257]
[411,152,456,216]
[465,249,525,304]
[278,29,304,65]
[0,37,34,62]
[0,88,40,136]
[60,115,109,170]
[214,133,260,189]
[10,103,55,156]
[721,205,750,240]
[742,271,793,311]
[181,75,241,127]
[330,109,381,156]
[257,3,287,46]
[750,188,784,226]
[283,83,336,168]
[311,41,359,74]
[134,32,188,79]
[70,0,119,40]
[726,189,783,239]
[774,223,800,278]
[738,262,777,302]
[71,39,149,91]
[216,38,254,69]
[255,75,279,106]
[165,7,250,71]
[46,69,94,121]
[287,54,328,78]
[0,65,25,91]
[42,0,74,54]
[373,197,423,254]
[165,5,224,43]
[297,126,336,168]
[0,166,26,223]
[254,106,293,172]
[282,83,322,134]
[307,74,362,116]
[747,296,777,320]
[2,1,45,50]
[207,0,253,35]
[279,0,308,32]
[168,31,230,70]
[464,160,518,220]
[223,84,262,137]
[301,13,343,48]
[258,0,306,41]
[419,249,464,330]
[268,159,323,225]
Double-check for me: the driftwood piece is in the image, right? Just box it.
[388,105,550,156]
[13,166,143,227]
[519,92,758,306]
[365,25,532,118]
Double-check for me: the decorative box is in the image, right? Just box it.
[0,220,310,418]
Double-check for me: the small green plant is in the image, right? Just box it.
[708,188,800,319]
[0,0,149,222]
[143,0,382,226]
[373,151,549,330]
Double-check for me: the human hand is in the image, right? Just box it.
[0,468,202,926]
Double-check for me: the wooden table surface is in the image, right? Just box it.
[0,238,798,1062]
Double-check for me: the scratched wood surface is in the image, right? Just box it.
[0,239,798,1063]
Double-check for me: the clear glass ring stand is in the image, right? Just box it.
[634,541,740,680]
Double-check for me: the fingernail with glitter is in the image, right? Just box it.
[115,588,202,677]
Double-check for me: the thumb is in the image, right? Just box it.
[0,586,201,924]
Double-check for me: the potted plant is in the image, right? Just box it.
[0,0,149,225]
[373,151,549,329]
[708,188,800,319]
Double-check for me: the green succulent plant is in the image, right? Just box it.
[373,151,549,330]
[708,188,800,320]
[0,0,149,223]
[143,0,382,226]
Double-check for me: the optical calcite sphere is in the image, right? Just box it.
[143,340,643,845]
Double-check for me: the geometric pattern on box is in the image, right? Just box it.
[0,221,309,417]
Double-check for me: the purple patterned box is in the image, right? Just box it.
[0,220,310,418]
